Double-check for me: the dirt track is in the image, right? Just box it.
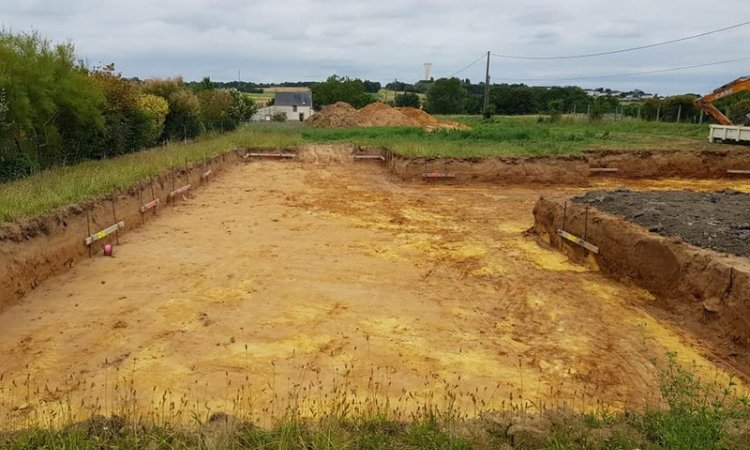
[1,157,748,426]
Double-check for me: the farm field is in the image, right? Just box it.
[2,153,749,429]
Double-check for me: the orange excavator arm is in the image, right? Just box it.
[694,76,750,125]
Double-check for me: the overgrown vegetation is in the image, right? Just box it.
[1,355,748,449]
[0,31,256,182]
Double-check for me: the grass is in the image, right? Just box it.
[0,116,720,224]
[302,115,712,158]
[0,123,301,223]
[1,355,749,449]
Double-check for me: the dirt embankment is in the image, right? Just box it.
[532,197,750,376]
[305,102,468,131]
[588,149,750,179]
[0,152,241,313]
[387,148,750,184]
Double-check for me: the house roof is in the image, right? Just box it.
[274,91,312,107]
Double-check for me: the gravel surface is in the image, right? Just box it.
[573,189,750,258]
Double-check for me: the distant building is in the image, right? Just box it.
[253,91,314,122]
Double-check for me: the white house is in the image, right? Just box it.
[253,91,314,122]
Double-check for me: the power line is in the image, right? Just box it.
[446,53,486,78]
[491,20,750,60]
[491,56,750,83]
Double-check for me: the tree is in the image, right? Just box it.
[90,64,143,157]
[311,75,375,109]
[362,80,382,93]
[133,94,169,147]
[197,76,215,92]
[144,78,202,140]
[394,92,420,108]
[198,89,237,131]
[0,31,104,170]
[729,99,750,125]
[425,78,466,114]
[164,89,201,140]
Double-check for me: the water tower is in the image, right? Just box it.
[423,63,433,81]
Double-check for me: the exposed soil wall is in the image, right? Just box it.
[0,151,242,313]
[531,197,750,375]
[586,149,750,179]
[386,148,750,185]
[387,154,589,184]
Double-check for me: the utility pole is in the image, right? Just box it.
[483,51,491,117]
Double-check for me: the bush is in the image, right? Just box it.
[271,112,287,122]
[133,94,169,147]
[395,92,421,108]
[163,89,202,141]
[0,149,34,182]
[198,89,235,131]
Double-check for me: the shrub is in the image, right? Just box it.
[395,92,421,108]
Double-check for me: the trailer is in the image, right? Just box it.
[708,124,750,144]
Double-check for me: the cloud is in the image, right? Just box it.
[0,0,747,94]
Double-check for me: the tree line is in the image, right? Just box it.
[0,32,256,182]
[415,78,750,122]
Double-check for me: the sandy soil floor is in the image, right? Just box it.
[1,158,748,427]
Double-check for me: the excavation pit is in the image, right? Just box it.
[2,147,750,427]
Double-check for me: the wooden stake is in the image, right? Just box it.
[112,199,120,245]
[86,210,92,257]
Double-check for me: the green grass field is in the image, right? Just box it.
[0,117,717,223]
[303,116,712,157]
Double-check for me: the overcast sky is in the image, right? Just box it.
[1,0,748,95]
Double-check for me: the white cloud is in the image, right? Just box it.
[0,0,747,94]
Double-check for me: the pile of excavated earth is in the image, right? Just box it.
[573,189,750,258]
[305,101,469,131]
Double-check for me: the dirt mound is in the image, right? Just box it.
[305,102,360,128]
[306,102,468,131]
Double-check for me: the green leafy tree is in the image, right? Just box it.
[165,89,202,140]
[425,78,466,114]
[362,80,382,93]
[0,31,104,172]
[311,75,375,109]
[197,76,214,92]
[197,89,236,131]
[90,64,143,157]
[133,94,169,147]
[394,92,421,108]
[729,99,750,125]
[144,78,202,141]
[490,84,537,115]
[227,89,257,123]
